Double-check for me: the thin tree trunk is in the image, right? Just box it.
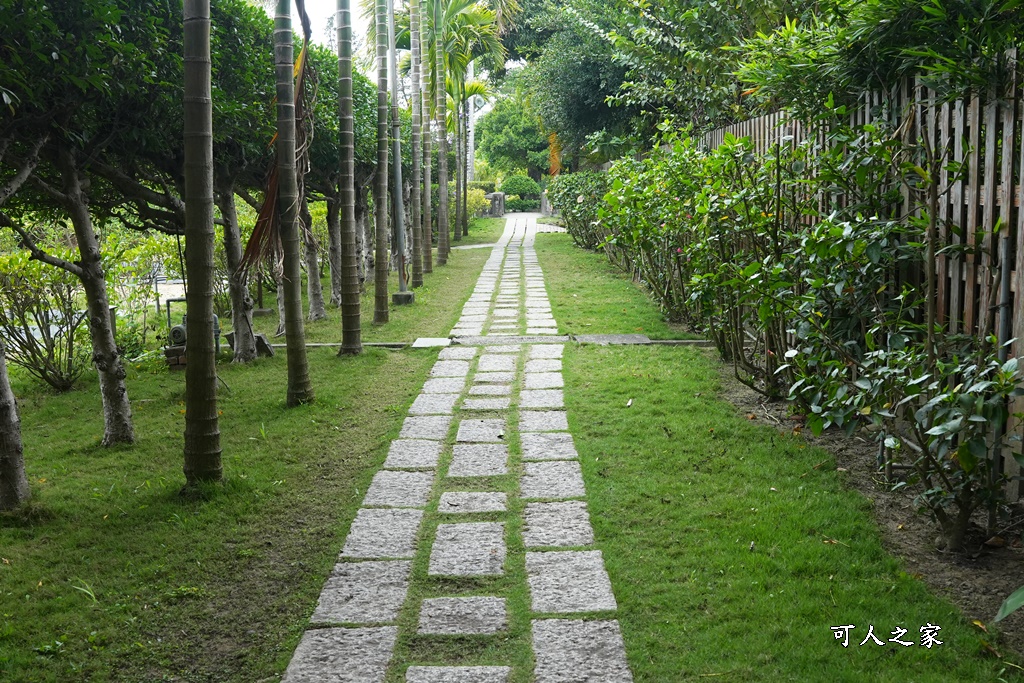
[373,0,390,323]
[326,195,343,306]
[337,0,361,353]
[275,0,314,405]
[434,0,449,265]
[409,0,423,288]
[356,181,370,288]
[422,61,433,274]
[301,196,327,321]
[0,340,29,510]
[216,181,257,363]
[461,93,469,234]
[183,0,222,484]
[453,94,463,242]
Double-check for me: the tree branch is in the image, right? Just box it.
[90,159,186,225]
[0,211,83,277]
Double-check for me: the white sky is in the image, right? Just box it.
[301,0,371,50]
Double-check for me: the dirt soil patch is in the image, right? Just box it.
[716,359,1024,659]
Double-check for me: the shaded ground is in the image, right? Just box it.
[717,362,1024,659]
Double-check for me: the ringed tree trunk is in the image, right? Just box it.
[409,0,423,288]
[274,0,315,405]
[325,193,343,306]
[373,0,390,323]
[337,0,362,353]
[433,0,449,266]
[461,92,469,234]
[300,196,327,321]
[215,179,257,363]
[183,0,222,484]
[0,340,29,510]
[421,53,433,275]
[453,91,463,242]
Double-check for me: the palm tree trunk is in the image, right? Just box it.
[373,0,390,323]
[0,340,29,510]
[461,92,470,234]
[453,90,463,242]
[422,54,433,274]
[300,196,327,320]
[183,0,222,484]
[433,0,449,265]
[215,179,257,363]
[337,0,362,353]
[326,194,342,306]
[387,0,411,301]
[275,0,315,405]
[409,0,423,288]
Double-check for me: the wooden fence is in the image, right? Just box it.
[701,60,1024,495]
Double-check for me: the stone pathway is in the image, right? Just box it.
[283,215,633,682]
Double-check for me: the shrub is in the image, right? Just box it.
[466,188,489,217]
[547,171,608,249]
[469,181,496,194]
[500,174,541,199]
[506,198,540,212]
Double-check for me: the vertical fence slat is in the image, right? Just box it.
[979,93,999,338]
[964,94,983,333]
[937,101,951,325]
[950,100,965,334]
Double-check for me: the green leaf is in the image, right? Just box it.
[995,584,1024,622]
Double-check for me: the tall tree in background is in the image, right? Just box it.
[373,0,390,322]
[0,340,29,511]
[421,16,434,275]
[275,0,315,404]
[410,0,424,288]
[182,0,222,484]
[433,0,450,265]
[338,0,363,353]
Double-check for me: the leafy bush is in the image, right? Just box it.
[506,198,540,212]
[500,174,541,199]
[547,171,608,249]
[0,253,89,391]
[468,181,495,194]
[466,188,489,217]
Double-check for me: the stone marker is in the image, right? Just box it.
[406,666,511,683]
[384,440,442,469]
[429,522,506,576]
[448,444,508,477]
[520,432,578,461]
[520,461,586,499]
[438,491,508,513]
[342,509,423,559]
[525,550,617,613]
[282,626,397,683]
[418,596,507,634]
[362,471,434,508]
[310,561,411,624]
[531,620,633,682]
[519,411,569,432]
[523,501,594,548]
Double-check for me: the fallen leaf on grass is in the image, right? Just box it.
[747,414,756,420]
[972,620,989,634]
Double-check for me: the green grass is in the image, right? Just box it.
[563,344,1019,681]
[453,216,507,247]
[535,232,696,340]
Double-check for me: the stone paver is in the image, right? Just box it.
[406,667,511,683]
[520,411,569,432]
[523,501,594,548]
[409,393,459,415]
[418,597,507,634]
[478,354,517,372]
[530,345,564,359]
[400,416,452,440]
[384,440,442,469]
[456,418,506,443]
[524,372,564,389]
[422,377,466,394]
[531,620,632,682]
[311,561,411,624]
[520,432,578,461]
[463,397,511,411]
[283,626,397,682]
[362,471,434,508]
[342,509,423,559]
[521,461,586,499]
[525,551,617,613]
[473,372,515,383]
[431,360,470,377]
[439,347,478,360]
[485,345,521,353]
[520,389,564,409]
[525,359,563,373]
[448,444,508,477]
[429,522,506,576]
[438,491,508,513]
[469,384,512,396]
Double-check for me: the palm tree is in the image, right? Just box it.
[433,0,449,265]
[373,0,390,323]
[182,0,222,484]
[388,0,413,304]
[409,0,424,288]
[338,0,362,354]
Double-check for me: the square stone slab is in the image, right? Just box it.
[493,310,519,319]
[525,551,617,613]
[422,377,466,394]
[401,416,452,441]
[456,419,506,443]
[521,432,578,461]
[478,354,517,372]
[439,347,479,360]
[490,323,519,330]
[342,509,423,559]
[431,360,470,377]
[485,345,521,353]
[438,491,508,513]
[463,398,511,411]
[409,393,459,415]
[412,338,451,348]
[459,315,488,324]
[406,667,511,683]
[532,620,633,682]
[523,501,594,548]
[524,373,564,389]
[384,439,442,469]
[520,411,569,432]
[527,328,559,336]
[474,372,514,384]
[470,384,512,396]
[283,626,397,682]
[520,390,564,409]
[520,461,586,499]
[363,471,434,508]
[452,326,484,336]
[530,345,564,359]
[525,359,562,373]
[418,597,507,634]
[448,444,508,477]
[311,561,411,624]
[429,522,506,576]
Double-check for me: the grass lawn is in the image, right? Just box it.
[535,232,696,340]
